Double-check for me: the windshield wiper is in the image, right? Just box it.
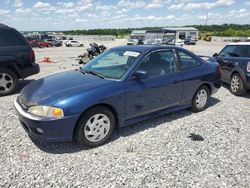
[79,67,87,74]
[85,70,106,79]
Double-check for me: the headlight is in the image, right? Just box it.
[28,106,64,118]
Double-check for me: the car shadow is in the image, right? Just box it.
[222,83,250,98]
[33,97,220,154]
[115,97,220,138]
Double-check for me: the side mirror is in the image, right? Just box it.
[131,70,148,80]
[213,53,219,57]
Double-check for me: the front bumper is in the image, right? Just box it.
[14,98,79,142]
[21,63,40,78]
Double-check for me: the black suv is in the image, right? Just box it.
[213,43,250,95]
[0,24,40,96]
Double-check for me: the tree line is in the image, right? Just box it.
[63,24,250,37]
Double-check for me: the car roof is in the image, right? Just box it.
[0,23,9,28]
[228,42,250,46]
[110,45,181,53]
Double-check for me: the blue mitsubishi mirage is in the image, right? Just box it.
[14,45,221,147]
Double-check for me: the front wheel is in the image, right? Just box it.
[230,73,246,96]
[74,106,116,147]
[191,86,209,112]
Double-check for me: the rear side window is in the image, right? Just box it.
[233,45,250,58]
[220,45,250,58]
[0,29,27,47]
[178,51,200,70]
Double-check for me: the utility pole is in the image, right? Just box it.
[205,11,208,25]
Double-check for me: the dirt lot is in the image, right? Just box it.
[0,40,249,187]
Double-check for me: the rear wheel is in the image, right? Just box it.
[0,68,18,96]
[191,86,209,112]
[74,106,116,147]
[230,73,246,96]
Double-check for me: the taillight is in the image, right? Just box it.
[30,49,35,63]
[247,61,250,73]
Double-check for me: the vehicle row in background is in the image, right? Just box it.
[127,28,197,46]
[28,39,62,48]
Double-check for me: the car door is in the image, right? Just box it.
[125,49,183,120]
[176,50,205,103]
[216,45,237,81]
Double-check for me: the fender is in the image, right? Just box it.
[0,56,24,78]
[230,66,245,80]
[230,65,249,88]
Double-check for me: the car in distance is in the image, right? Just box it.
[213,42,250,95]
[0,23,40,96]
[14,45,221,147]
[65,40,83,47]
[29,39,51,48]
[43,39,62,47]
[184,37,196,45]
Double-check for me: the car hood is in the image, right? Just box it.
[19,70,112,106]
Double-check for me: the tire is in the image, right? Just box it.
[230,73,246,96]
[191,85,209,112]
[74,106,116,147]
[0,68,18,96]
[89,54,93,60]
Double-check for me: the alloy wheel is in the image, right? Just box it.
[231,75,240,93]
[0,73,14,92]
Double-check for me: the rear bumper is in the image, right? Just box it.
[210,79,222,95]
[14,98,79,142]
[21,63,40,78]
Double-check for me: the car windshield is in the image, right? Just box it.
[82,49,141,79]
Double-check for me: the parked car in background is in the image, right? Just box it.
[65,40,83,47]
[29,39,51,48]
[127,38,139,45]
[14,45,221,147]
[184,37,196,45]
[213,42,250,95]
[43,39,62,47]
[0,23,40,96]
[175,39,184,46]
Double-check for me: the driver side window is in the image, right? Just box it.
[137,50,177,77]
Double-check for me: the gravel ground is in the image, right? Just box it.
[0,40,249,187]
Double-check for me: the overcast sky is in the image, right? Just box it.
[0,0,250,31]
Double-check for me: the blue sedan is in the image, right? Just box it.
[14,45,221,147]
